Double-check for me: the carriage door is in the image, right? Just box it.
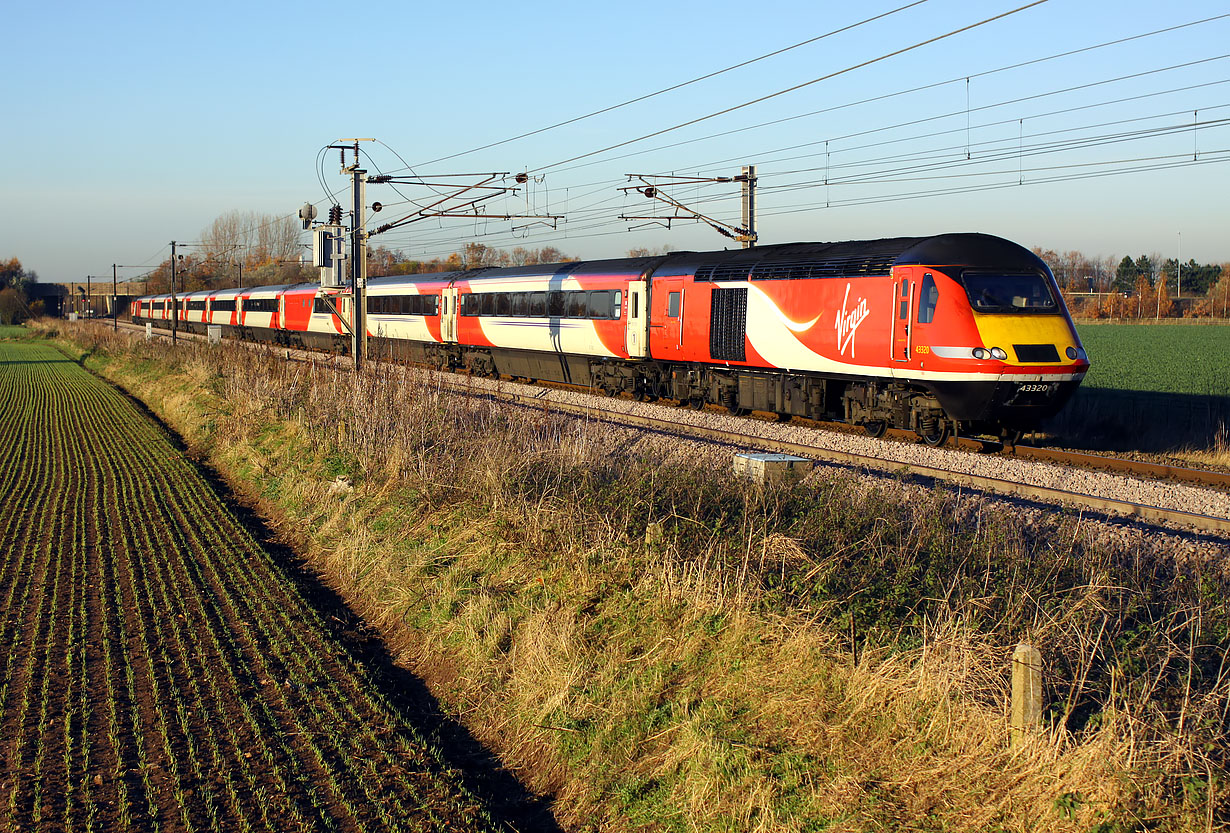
[891,277,913,362]
[649,278,684,359]
[625,280,648,358]
[441,286,460,343]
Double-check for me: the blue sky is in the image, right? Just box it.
[3,0,1228,282]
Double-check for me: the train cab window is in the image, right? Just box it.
[961,272,1058,314]
[899,279,909,320]
[667,291,681,318]
[917,274,939,324]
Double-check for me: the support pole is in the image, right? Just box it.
[741,164,757,249]
[86,273,91,318]
[170,240,178,345]
[350,167,367,372]
[1010,642,1043,750]
[112,264,118,331]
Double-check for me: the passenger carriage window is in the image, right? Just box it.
[631,292,639,318]
[566,291,586,318]
[511,293,528,317]
[918,274,939,324]
[530,292,547,316]
[667,291,681,318]
[496,293,511,316]
[589,291,612,320]
[547,291,565,317]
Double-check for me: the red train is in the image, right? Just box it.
[132,232,1089,444]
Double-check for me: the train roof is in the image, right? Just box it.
[365,233,1044,286]
[656,233,1046,280]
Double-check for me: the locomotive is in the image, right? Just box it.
[132,232,1088,444]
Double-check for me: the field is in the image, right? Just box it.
[1047,323,1230,452]
[0,339,501,832]
[1075,322,1230,396]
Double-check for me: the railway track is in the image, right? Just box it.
[107,320,1230,535]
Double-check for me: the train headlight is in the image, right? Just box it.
[990,347,1008,360]
[1066,346,1079,360]
[972,348,989,360]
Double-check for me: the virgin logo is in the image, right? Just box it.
[835,283,869,357]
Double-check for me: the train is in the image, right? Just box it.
[132,232,1089,445]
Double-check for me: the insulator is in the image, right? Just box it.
[328,204,342,225]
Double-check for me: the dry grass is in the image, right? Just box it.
[55,320,1230,832]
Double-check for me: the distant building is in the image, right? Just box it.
[26,284,68,317]
[45,280,144,318]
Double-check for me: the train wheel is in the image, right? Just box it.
[1002,429,1025,448]
[862,420,888,439]
[920,422,951,447]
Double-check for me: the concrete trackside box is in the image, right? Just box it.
[733,452,814,484]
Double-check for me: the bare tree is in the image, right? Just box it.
[201,210,304,282]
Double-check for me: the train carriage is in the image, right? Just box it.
[130,232,1088,442]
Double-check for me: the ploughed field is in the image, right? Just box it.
[0,341,496,832]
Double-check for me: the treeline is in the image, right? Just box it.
[1032,246,1230,319]
[367,242,579,275]
[136,208,583,295]
[0,257,39,324]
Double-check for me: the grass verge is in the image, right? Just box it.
[55,321,1230,832]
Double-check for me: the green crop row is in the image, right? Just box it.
[1075,322,1230,397]
[0,341,501,832]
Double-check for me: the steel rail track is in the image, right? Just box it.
[110,320,1230,535]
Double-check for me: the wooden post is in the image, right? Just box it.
[1011,641,1042,750]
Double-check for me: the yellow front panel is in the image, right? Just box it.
[971,313,1081,365]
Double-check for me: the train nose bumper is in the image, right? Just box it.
[987,375,1085,427]
[927,373,1085,426]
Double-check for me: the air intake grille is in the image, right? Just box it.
[749,255,897,280]
[695,263,753,282]
[710,288,747,362]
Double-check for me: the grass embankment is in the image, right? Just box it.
[61,322,1229,832]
